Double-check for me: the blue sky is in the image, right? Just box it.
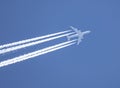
[0,0,119,88]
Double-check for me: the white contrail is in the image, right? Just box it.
[0,30,72,49]
[0,32,75,54]
[0,40,76,68]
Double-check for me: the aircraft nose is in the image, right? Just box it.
[83,30,91,34]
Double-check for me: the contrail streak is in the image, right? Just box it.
[0,40,76,68]
[0,32,75,54]
[0,30,72,49]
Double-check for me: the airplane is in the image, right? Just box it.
[67,26,91,45]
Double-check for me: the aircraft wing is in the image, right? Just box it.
[77,36,82,45]
[70,26,78,33]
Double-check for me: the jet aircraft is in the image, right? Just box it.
[67,26,91,45]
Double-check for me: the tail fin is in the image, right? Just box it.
[67,36,70,41]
